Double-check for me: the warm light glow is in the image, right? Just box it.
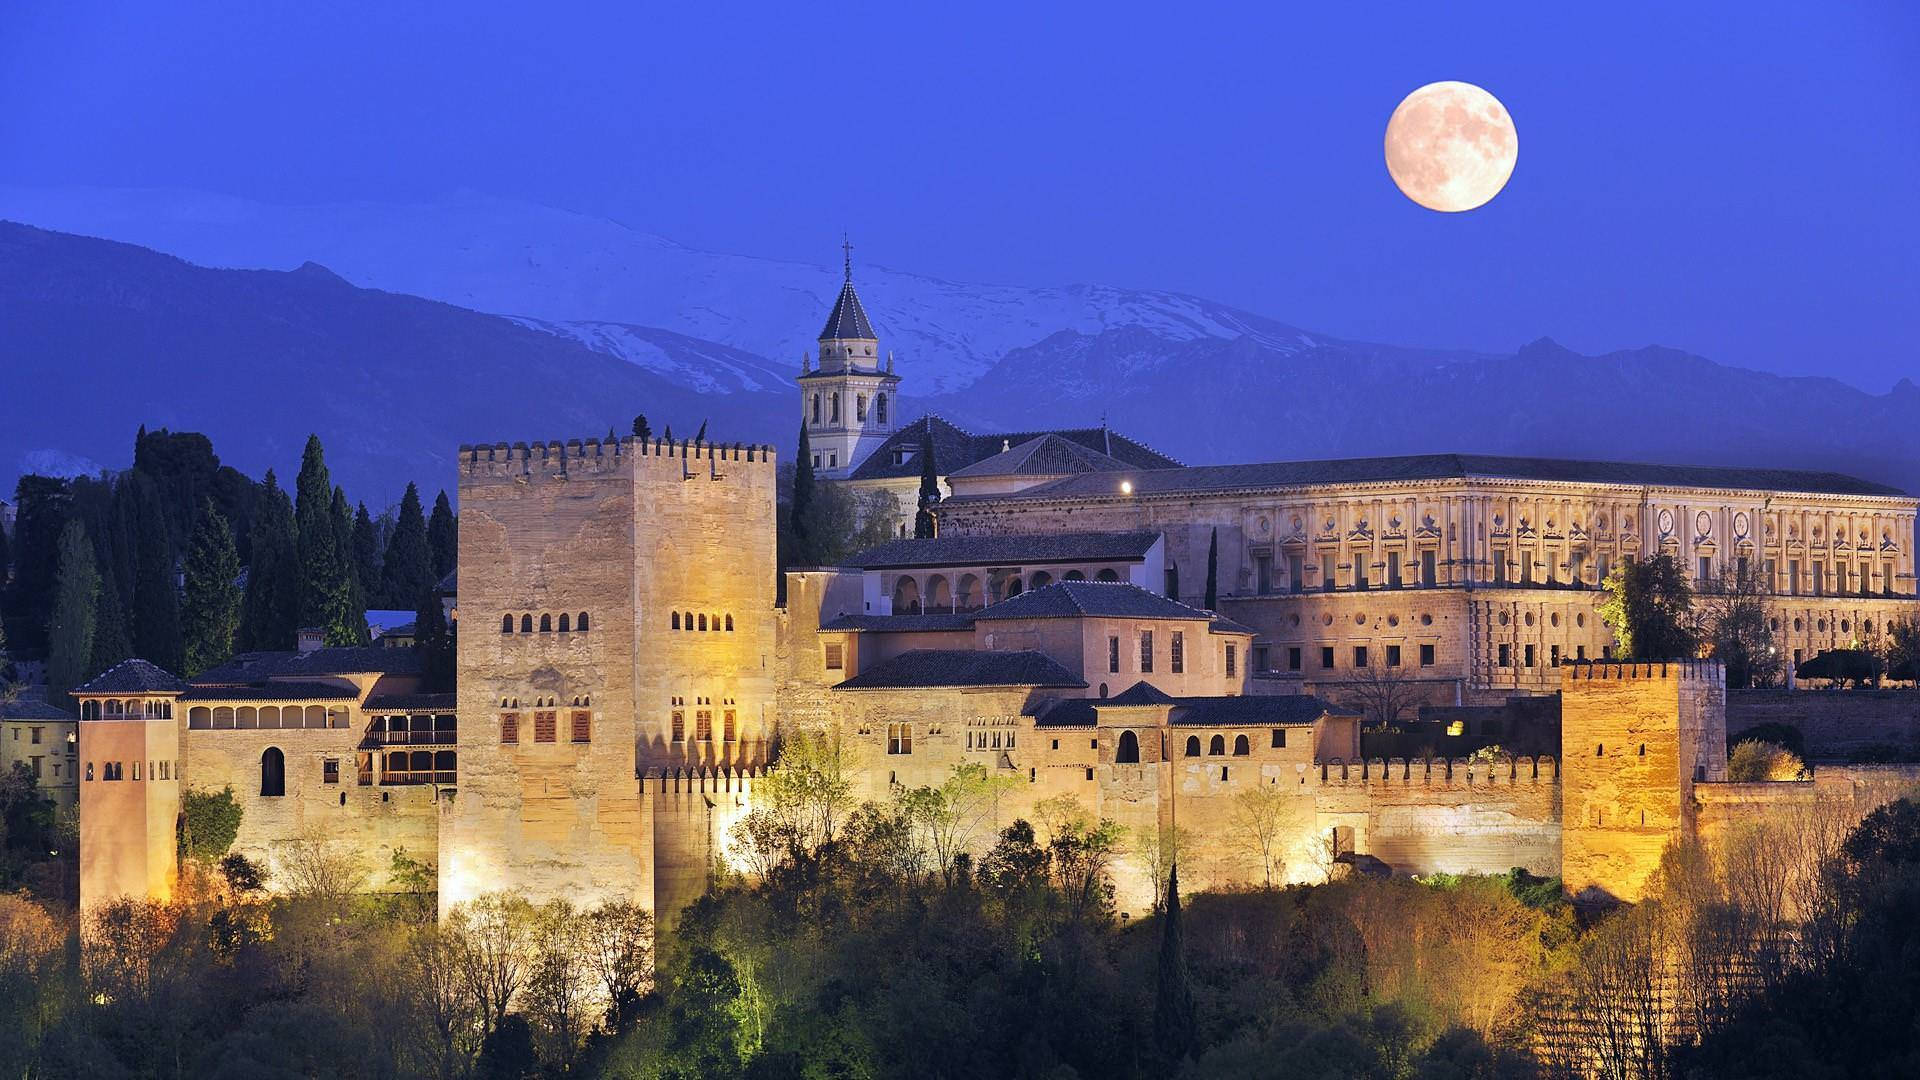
[1120,480,1134,495]
[1384,81,1517,212]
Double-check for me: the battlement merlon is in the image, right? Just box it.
[457,437,779,484]
[1559,659,1727,687]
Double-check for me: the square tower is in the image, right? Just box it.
[73,660,187,912]
[442,436,777,917]
[1560,660,1726,902]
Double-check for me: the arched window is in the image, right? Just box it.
[502,614,514,634]
[957,575,983,610]
[578,612,589,632]
[710,613,720,631]
[830,395,841,423]
[558,613,571,632]
[540,614,552,632]
[875,393,888,424]
[725,614,734,631]
[892,576,921,614]
[926,575,952,611]
[1209,734,1226,756]
[672,611,681,630]
[1233,735,1251,756]
[1005,577,1023,598]
[521,614,533,633]
[1116,730,1141,764]
[1095,568,1121,582]
[1185,736,1201,757]
[1064,570,1086,581]
[698,614,707,631]
[811,394,821,423]
[1029,571,1053,589]
[260,747,286,797]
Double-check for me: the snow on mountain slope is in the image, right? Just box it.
[0,186,1325,395]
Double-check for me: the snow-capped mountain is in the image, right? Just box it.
[0,186,1325,396]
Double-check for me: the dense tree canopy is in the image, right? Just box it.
[1598,553,1697,660]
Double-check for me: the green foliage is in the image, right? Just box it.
[47,520,98,705]
[1796,648,1881,687]
[1696,564,1781,687]
[1726,739,1806,782]
[631,414,652,440]
[331,487,369,645]
[5,475,74,649]
[239,470,301,651]
[87,570,131,680]
[787,422,821,566]
[415,584,455,692]
[351,501,380,606]
[1597,553,1697,659]
[180,499,243,677]
[1887,617,1920,682]
[1154,865,1198,1064]
[1729,722,1805,758]
[427,490,458,582]
[294,435,361,645]
[178,785,244,861]
[914,422,940,539]
[129,474,184,672]
[0,761,57,887]
[381,482,435,611]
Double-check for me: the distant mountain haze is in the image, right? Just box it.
[1,189,1916,501]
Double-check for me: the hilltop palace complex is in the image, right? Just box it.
[72,261,1920,922]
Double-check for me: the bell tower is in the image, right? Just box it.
[799,239,901,480]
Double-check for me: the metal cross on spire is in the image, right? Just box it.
[841,234,854,281]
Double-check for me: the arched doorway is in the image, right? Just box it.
[1116,730,1141,764]
[892,576,922,614]
[260,747,286,797]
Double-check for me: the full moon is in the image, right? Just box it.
[1384,81,1517,213]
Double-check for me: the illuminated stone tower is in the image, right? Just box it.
[799,241,900,480]
[73,660,187,911]
[442,435,778,919]
[1560,659,1727,902]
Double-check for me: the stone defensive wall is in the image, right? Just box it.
[1311,754,1562,880]
[645,766,764,925]
[457,436,778,478]
[1693,762,1920,846]
[1726,688,1920,761]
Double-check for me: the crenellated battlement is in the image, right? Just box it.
[643,764,767,795]
[457,437,778,481]
[1316,754,1560,787]
[1561,659,1725,684]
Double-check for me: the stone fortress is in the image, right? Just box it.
[72,258,1920,922]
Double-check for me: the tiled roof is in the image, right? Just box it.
[73,659,188,696]
[845,415,1181,482]
[834,649,1086,690]
[364,692,458,712]
[948,434,1132,480]
[972,580,1221,623]
[1106,681,1177,706]
[819,613,977,632]
[848,531,1161,570]
[949,452,1906,502]
[1,694,75,721]
[819,279,877,340]
[180,681,360,702]
[1169,695,1348,727]
[1033,698,1099,727]
[1209,615,1260,636]
[193,646,423,685]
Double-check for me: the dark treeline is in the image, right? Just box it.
[1,428,459,699]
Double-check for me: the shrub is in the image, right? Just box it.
[1726,739,1805,782]
[178,786,243,861]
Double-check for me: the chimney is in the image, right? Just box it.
[296,627,325,654]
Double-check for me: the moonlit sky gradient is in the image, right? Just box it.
[1,2,1916,389]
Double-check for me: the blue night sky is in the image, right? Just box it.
[2,2,1916,390]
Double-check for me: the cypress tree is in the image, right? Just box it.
[0,512,10,584]
[694,419,708,444]
[427,490,457,582]
[380,483,435,611]
[181,499,243,676]
[131,477,183,672]
[414,582,455,692]
[914,422,941,539]
[1203,527,1219,610]
[352,502,380,606]
[631,414,651,440]
[791,423,819,565]
[663,425,673,444]
[294,436,358,645]
[47,521,99,706]
[239,471,301,651]
[89,575,132,677]
[1153,863,1197,1064]
[332,487,369,644]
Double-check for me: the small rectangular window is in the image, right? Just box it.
[1420,644,1435,667]
[1385,645,1401,667]
[1171,631,1185,674]
[887,723,913,755]
[1353,646,1368,668]
[1698,556,1712,583]
[695,710,713,741]
[1387,551,1401,588]
[1254,554,1273,594]
[132,761,141,781]
[1550,644,1561,667]
[1288,647,1303,671]
[671,711,685,742]
[1085,767,1095,781]
[1321,559,1337,593]
[1524,644,1536,668]
[1499,643,1512,668]
[571,711,592,743]
[323,758,340,784]
[723,710,736,743]
[1321,646,1335,670]
[1225,644,1237,678]
[1252,645,1269,673]
[1108,636,1120,673]
[534,711,557,743]
[1139,630,1154,673]
[1271,729,1286,749]
[1494,552,1507,584]
[824,643,844,671]
[1421,549,1436,587]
